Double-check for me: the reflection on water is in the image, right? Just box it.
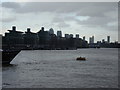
[2,48,118,88]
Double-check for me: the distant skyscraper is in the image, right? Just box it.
[57,31,62,37]
[76,34,79,39]
[69,34,73,38]
[83,36,85,41]
[49,28,54,34]
[89,37,92,44]
[107,36,110,43]
[12,26,16,31]
[89,36,94,44]
[92,36,94,43]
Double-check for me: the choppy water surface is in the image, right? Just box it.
[2,48,118,88]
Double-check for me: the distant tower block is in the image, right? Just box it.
[70,34,73,38]
[76,34,79,39]
[107,36,110,43]
[12,26,16,31]
[27,28,31,32]
[49,28,54,34]
[89,37,92,44]
[65,34,70,38]
[57,31,62,37]
[92,36,94,43]
[83,36,85,41]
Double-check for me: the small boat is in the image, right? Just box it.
[76,57,86,61]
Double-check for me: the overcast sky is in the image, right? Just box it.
[0,2,118,42]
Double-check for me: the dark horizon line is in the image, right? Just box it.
[1,25,119,43]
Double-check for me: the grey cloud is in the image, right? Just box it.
[2,2,117,23]
[2,2,117,31]
[2,2,80,13]
[2,2,117,15]
[76,2,117,17]
[56,22,70,28]
[2,2,21,9]
[1,17,16,22]
[77,16,112,26]
[52,17,64,23]
[53,17,70,28]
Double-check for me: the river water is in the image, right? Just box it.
[2,48,118,88]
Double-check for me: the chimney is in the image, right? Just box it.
[27,28,31,33]
[12,26,16,31]
[41,27,44,31]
